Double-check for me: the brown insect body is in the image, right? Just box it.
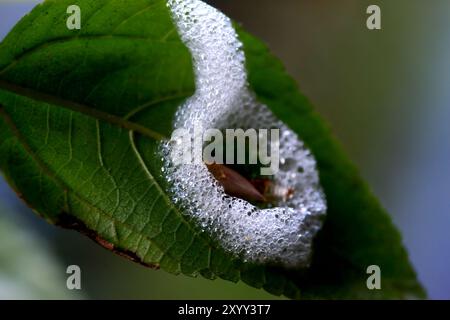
[207,163,266,202]
[206,163,295,204]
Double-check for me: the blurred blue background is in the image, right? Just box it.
[0,0,449,299]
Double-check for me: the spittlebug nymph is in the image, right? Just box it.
[206,163,266,203]
[207,163,295,205]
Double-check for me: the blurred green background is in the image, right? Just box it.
[0,0,449,299]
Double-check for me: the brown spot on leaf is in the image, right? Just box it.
[55,212,160,270]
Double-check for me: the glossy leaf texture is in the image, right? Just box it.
[0,0,424,299]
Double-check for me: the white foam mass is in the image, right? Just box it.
[163,0,327,268]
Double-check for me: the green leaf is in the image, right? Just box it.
[0,0,424,299]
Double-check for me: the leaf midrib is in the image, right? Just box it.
[0,79,192,140]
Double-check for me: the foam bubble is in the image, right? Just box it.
[163,0,326,268]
